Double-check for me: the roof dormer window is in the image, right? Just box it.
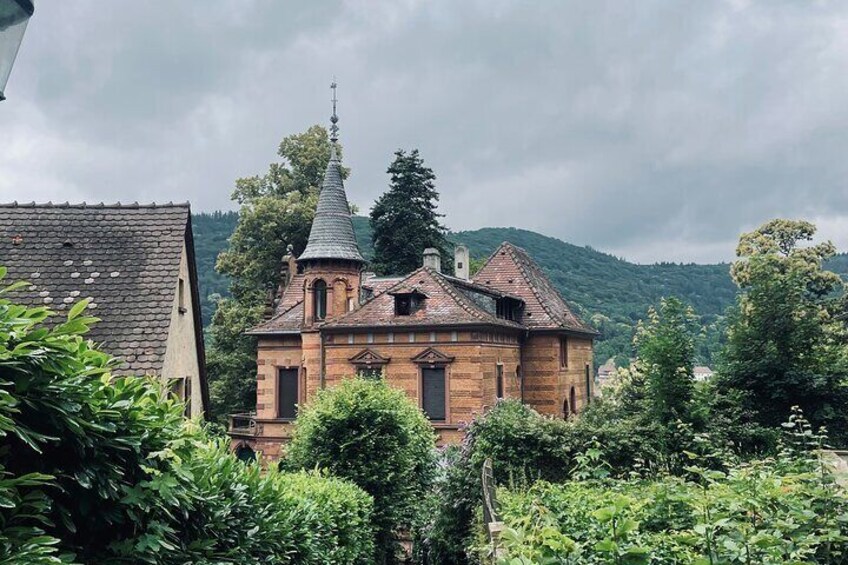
[496,297,521,321]
[392,290,427,316]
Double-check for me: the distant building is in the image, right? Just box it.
[228,109,598,460]
[0,202,209,417]
[694,366,714,382]
[595,360,617,395]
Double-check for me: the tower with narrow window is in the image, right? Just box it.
[233,83,596,461]
[297,86,365,327]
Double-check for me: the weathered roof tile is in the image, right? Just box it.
[0,202,191,375]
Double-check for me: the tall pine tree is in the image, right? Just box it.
[370,149,451,276]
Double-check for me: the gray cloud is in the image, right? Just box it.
[2,0,847,263]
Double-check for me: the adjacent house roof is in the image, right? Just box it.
[298,147,364,264]
[0,202,209,407]
[321,266,523,330]
[473,242,597,335]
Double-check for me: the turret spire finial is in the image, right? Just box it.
[330,78,339,144]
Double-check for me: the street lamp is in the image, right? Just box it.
[0,0,34,101]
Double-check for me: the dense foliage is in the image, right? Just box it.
[286,378,437,564]
[423,400,575,565]
[487,415,848,564]
[370,149,452,276]
[718,219,848,444]
[0,270,374,564]
[191,210,238,326]
[634,297,698,427]
[204,125,340,421]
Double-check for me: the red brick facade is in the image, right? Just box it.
[228,139,596,462]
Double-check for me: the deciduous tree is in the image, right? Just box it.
[634,297,699,426]
[207,126,342,420]
[719,219,848,442]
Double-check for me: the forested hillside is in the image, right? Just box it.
[192,211,239,325]
[193,212,848,366]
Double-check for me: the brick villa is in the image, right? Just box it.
[229,113,597,460]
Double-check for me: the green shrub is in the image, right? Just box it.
[487,421,848,564]
[173,440,374,564]
[286,378,437,564]
[0,271,374,564]
[422,400,575,565]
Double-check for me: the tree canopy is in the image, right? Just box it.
[719,219,848,442]
[370,150,451,276]
[206,125,340,421]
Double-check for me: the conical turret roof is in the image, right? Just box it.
[298,146,365,263]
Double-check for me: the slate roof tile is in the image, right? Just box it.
[0,202,193,375]
[298,149,364,263]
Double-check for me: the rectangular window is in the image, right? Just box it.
[278,368,299,420]
[429,331,436,342]
[388,332,394,343]
[451,331,458,342]
[178,278,187,314]
[585,365,592,404]
[184,376,192,417]
[496,364,504,399]
[395,293,424,315]
[421,367,446,422]
[357,367,382,380]
[409,332,415,343]
[559,336,568,368]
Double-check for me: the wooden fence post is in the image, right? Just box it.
[482,458,505,563]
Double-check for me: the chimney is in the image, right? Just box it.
[454,244,470,280]
[423,248,442,272]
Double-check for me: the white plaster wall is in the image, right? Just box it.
[161,241,204,417]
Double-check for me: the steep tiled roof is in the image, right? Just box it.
[473,242,596,335]
[298,147,364,263]
[249,274,306,335]
[361,273,404,297]
[0,202,205,376]
[321,267,523,330]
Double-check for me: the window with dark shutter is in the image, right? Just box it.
[496,364,504,399]
[559,336,569,368]
[421,367,446,422]
[278,368,299,420]
[184,377,192,417]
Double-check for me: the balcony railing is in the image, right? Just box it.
[229,412,257,436]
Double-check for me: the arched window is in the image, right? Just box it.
[313,279,327,320]
[563,399,570,418]
[570,386,577,415]
[235,444,256,463]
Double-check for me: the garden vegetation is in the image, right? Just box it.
[0,268,374,565]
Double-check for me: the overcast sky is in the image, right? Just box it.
[2,1,847,264]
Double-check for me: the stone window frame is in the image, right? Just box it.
[275,365,303,421]
[412,347,454,424]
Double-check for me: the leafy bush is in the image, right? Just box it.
[286,378,437,564]
[486,415,848,564]
[0,270,374,564]
[173,440,374,564]
[422,400,576,565]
